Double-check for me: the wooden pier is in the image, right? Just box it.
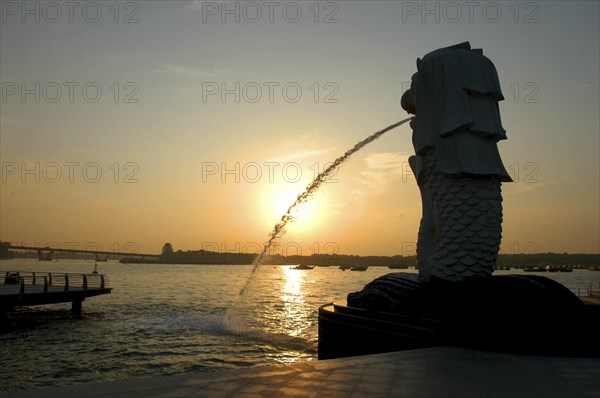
[0,271,112,316]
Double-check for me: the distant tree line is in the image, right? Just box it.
[158,244,599,267]
[159,243,256,264]
[495,253,600,268]
[2,241,598,267]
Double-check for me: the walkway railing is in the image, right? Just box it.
[574,281,600,306]
[1,271,110,294]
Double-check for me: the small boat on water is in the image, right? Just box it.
[291,264,315,270]
[388,265,408,269]
[523,265,572,272]
[351,265,368,272]
[523,267,546,272]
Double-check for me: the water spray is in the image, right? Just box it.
[239,116,415,296]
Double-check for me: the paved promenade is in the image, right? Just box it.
[5,347,599,398]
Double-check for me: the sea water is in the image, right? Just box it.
[1,259,598,390]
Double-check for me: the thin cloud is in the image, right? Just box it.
[351,152,411,204]
[354,152,411,186]
[155,64,248,78]
[503,181,555,195]
[267,148,331,163]
[330,202,346,215]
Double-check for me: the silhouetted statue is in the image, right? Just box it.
[336,44,595,359]
[401,42,511,282]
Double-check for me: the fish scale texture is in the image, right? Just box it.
[419,150,503,281]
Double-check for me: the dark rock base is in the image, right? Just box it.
[318,273,600,359]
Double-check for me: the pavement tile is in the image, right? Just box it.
[364,361,397,370]
[393,369,427,381]
[389,383,431,398]
[308,361,348,371]
[288,371,329,384]
[273,386,312,397]
[106,387,193,398]
[236,382,279,395]
[333,368,365,377]
[8,384,97,398]
[319,381,355,392]
[253,374,296,387]
[323,372,361,383]
[94,392,139,398]
[308,388,353,398]
[183,388,230,398]
[353,381,392,395]
[396,360,429,373]
[166,372,238,387]
[284,378,323,391]
[340,358,378,367]
[243,369,296,379]
[200,380,250,393]
[5,347,600,398]
[358,374,395,386]
[149,387,197,398]
[285,362,320,372]
[349,391,388,398]
[233,365,294,379]
[94,377,169,395]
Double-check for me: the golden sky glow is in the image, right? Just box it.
[1,1,598,257]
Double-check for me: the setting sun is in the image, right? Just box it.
[261,185,322,235]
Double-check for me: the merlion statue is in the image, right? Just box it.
[401,42,512,282]
[336,43,592,360]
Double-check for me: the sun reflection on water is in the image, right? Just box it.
[279,266,309,338]
[249,266,315,340]
[282,266,306,303]
[229,265,318,359]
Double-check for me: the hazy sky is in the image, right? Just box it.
[1,1,599,257]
